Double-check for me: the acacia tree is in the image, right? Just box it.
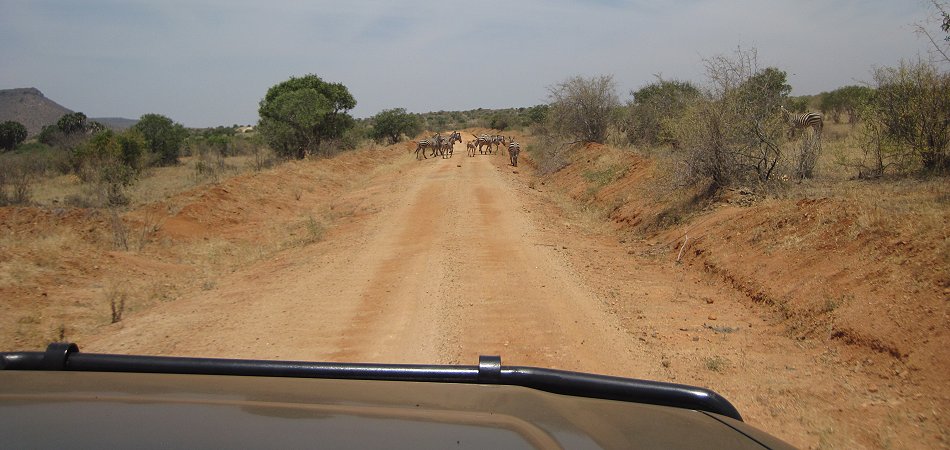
[258,74,356,159]
[547,75,619,144]
[371,108,420,144]
[0,121,28,151]
[132,114,187,166]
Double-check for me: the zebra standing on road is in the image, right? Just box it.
[415,133,442,160]
[508,140,521,167]
[440,131,462,158]
[466,140,477,157]
[473,134,494,154]
[492,135,507,155]
[780,106,823,138]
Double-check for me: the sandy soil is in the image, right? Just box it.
[3,135,947,449]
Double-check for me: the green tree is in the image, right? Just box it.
[526,105,549,125]
[820,86,873,124]
[132,114,187,166]
[371,108,420,144]
[0,121,28,151]
[258,74,357,159]
[626,79,700,146]
[57,112,88,134]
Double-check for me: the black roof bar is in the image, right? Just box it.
[1,343,742,421]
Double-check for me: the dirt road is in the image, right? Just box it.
[80,147,636,372]
[74,141,946,449]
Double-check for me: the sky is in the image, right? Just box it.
[0,0,941,127]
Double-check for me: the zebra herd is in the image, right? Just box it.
[414,131,462,160]
[414,132,522,167]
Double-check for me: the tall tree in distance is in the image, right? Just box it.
[258,74,357,159]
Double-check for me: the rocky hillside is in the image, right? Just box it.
[0,88,72,137]
[0,87,137,137]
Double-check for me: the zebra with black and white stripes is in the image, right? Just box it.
[473,134,493,154]
[508,140,521,167]
[440,131,462,158]
[780,105,823,138]
[414,133,441,160]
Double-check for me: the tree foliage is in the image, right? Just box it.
[0,121,28,151]
[258,74,357,159]
[57,112,88,135]
[72,129,147,205]
[670,48,790,188]
[370,108,420,144]
[863,60,950,174]
[547,75,619,143]
[819,85,874,124]
[626,79,700,146]
[132,114,187,166]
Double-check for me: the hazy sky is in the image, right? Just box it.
[0,0,939,127]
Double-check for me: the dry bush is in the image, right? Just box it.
[547,75,620,144]
[0,155,36,205]
[527,130,581,175]
[860,60,950,176]
[106,285,128,323]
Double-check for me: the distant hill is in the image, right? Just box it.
[92,117,138,131]
[0,87,137,137]
[0,87,72,137]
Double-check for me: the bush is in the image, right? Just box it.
[133,114,187,166]
[547,75,620,144]
[0,155,35,205]
[626,79,700,147]
[670,48,789,188]
[863,60,950,175]
[72,130,146,206]
[370,108,420,144]
[0,121,28,151]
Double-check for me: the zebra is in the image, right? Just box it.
[441,131,461,158]
[491,135,507,155]
[508,140,521,167]
[473,134,493,154]
[466,140,477,157]
[780,105,823,138]
[414,133,441,160]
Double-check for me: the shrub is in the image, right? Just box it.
[626,79,700,147]
[547,75,620,144]
[863,60,950,175]
[0,121,28,151]
[669,48,790,189]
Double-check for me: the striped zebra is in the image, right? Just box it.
[508,140,521,167]
[440,131,461,158]
[466,140,477,157]
[473,134,494,154]
[414,133,441,160]
[780,106,823,138]
[491,135,507,155]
